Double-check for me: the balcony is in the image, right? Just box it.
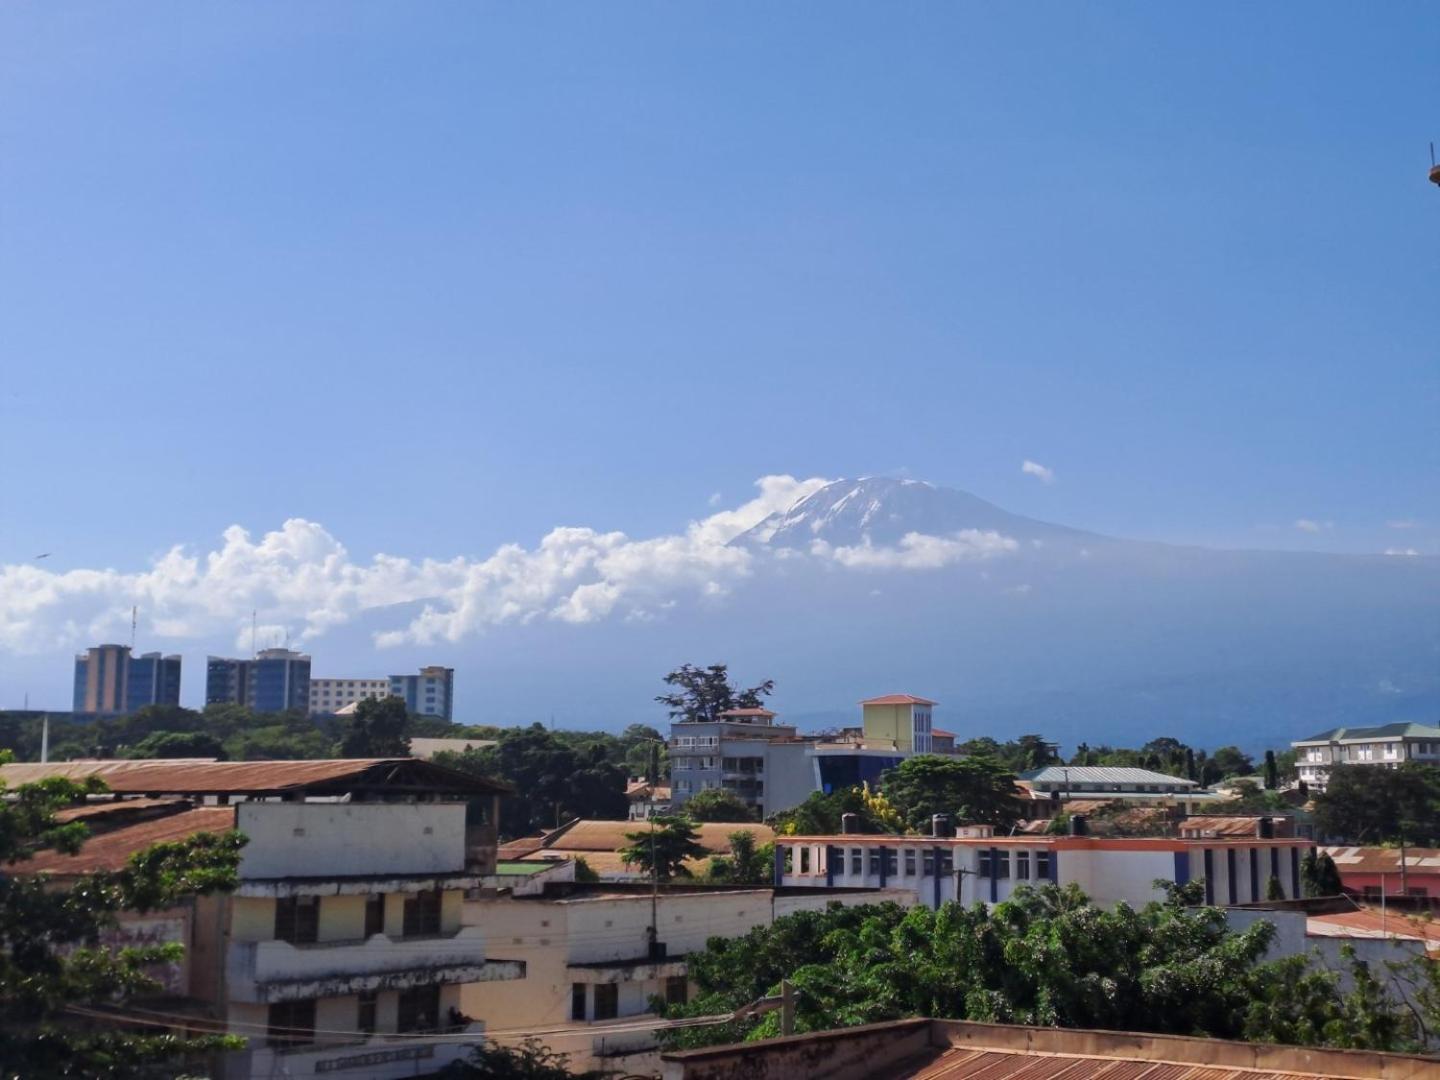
[226,928,523,1004]
[238,1030,482,1080]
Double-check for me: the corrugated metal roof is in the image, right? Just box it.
[1307,909,1440,947]
[20,806,237,875]
[1020,767,1200,788]
[1294,721,1440,744]
[901,1046,1370,1080]
[0,758,511,796]
[1321,845,1440,873]
[52,797,191,823]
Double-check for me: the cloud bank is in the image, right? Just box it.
[0,475,1018,654]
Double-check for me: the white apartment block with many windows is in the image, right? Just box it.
[308,677,392,716]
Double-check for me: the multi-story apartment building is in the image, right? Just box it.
[668,708,798,815]
[1292,722,1440,791]
[308,677,392,716]
[390,666,456,721]
[206,649,311,713]
[776,816,1316,910]
[9,757,520,1080]
[1018,765,1220,812]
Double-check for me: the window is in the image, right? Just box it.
[883,848,898,877]
[1036,851,1052,879]
[938,851,953,875]
[593,983,619,1021]
[850,848,863,875]
[922,850,935,876]
[364,894,386,937]
[357,991,377,1034]
[397,985,441,1032]
[267,999,316,1047]
[868,849,882,875]
[665,976,689,1006]
[904,850,916,876]
[403,890,442,936]
[571,984,587,1021]
[993,851,1010,879]
[274,896,319,944]
[977,851,992,878]
[1015,851,1030,880]
[799,847,810,874]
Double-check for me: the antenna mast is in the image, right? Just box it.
[131,605,137,650]
[251,610,258,659]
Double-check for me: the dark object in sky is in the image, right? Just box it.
[34,553,50,560]
[1430,143,1440,186]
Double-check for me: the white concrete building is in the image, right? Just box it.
[10,758,520,1080]
[776,821,1315,910]
[462,883,910,1073]
[1291,722,1440,791]
[308,677,392,716]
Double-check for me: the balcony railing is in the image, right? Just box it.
[226,927,523,1004]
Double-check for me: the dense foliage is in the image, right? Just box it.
[660,883,1426,1053]
[768,784,905,835]
[336,696,411,757]
[702,830,774,886]
[442,1036,609,1079]
[879,755,1023,830]
[681,788,755,822]
[1312,763,1440,845]
[0,761,247,1076]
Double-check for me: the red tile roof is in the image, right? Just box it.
[20,806,238,875]
[860,694,937,706]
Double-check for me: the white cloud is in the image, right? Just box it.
[707,492,723,507]
[1293,519,1333,533]
[1386,520,1418,530]
[1020,460,1055,484]
[812,530,1019,570]
[0,475,847,654]
[1384,548,1420,557]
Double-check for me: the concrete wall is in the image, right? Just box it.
[763,742,818,816]
[237,802,466,880]
[1070,849,1174,907]
[861,704,910,751]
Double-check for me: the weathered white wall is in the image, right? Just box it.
[236,803,467,879]
[1077,850,1174,907]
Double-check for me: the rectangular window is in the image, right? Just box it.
[571,984,587,1021]
[1036,851,1052,879]
[994,851,1010,879]
[364,894,385,937]
[267,999,316,1047]
[903,850,916,877]
[357,991,377,1034]
[922,850,935,876]
[593,983,619,1021]
[977,850,992,878]
[850,848,863,875]
[397,984,441,1032]
[274,896,319,944]
[883,848,898,877]
[1015,851,1030,880]
[665,976,689,1006]
[868,849,882,875]
[403,890,442,936]
[938,851,953,875]
[799,847,810,874]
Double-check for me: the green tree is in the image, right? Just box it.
[767,787,903,836]
[682,788,754,822]
[620,815,708,882]
[122,730,228,760]
[1300,849,1345,897]
[880,755,1021,830]
[619,723,667,780]
[655,663,774,723]
[437,724,628,838]
[336,696,411,758]
[1312,763,1440,845]
[705,831,773,886]
[1210,746,1256,779]
[0,764,248,1076]
[1264,750,1278,790]
[1265,875,1286,901]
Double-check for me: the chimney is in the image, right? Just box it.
[931,814,951,838]
[840,813,859,835]
[1068,814,1087,836]
[1256,817,1275,839]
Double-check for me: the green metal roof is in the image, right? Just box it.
[1294,722,1440,744]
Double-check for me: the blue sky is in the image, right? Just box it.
[1,4,1437,707]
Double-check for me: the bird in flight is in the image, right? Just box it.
[34,553,50,559]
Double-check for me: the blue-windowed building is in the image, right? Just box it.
[126,652,182,711]
[206,649,310,713]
